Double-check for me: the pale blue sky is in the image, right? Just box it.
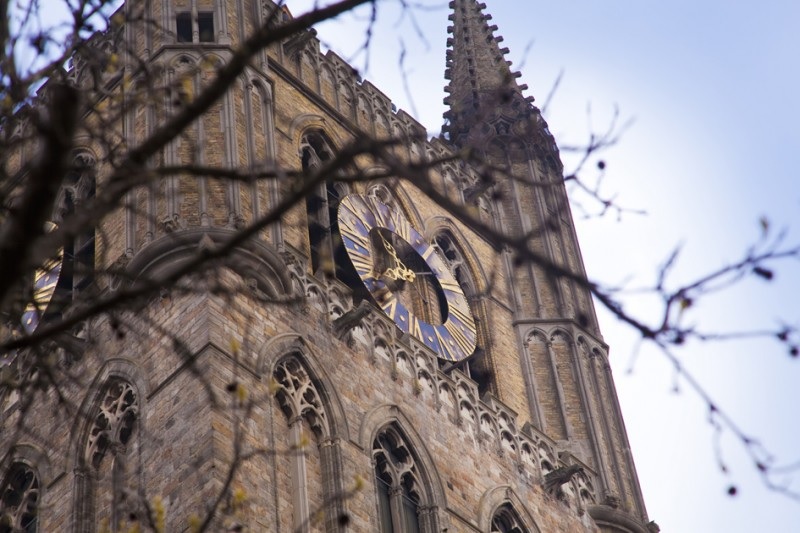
[295,0,800,531]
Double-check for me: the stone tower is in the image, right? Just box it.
[0,0,654,532]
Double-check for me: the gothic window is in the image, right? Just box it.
[273,357,329,438]
[433,231,494,395]
[86,380,137,469]
[373,427,424,533]
[23,153,96,333]
[176,13,192,42]
[176,12,215,43]
[490,503,528,533]
[0,463,39,533]
[433,233,472,296]
[272,356,333,532]
[301,131,350,279]
[59,154,96,297]
[81,379,139,532]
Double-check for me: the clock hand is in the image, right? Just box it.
[380,234,416,282]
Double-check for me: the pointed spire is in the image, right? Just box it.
[442,0,537,147]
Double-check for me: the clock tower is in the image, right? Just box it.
[0,0,655,532]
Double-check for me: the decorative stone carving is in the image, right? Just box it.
[373,427,422,502]
[85,379,138,469]
[278,258,601,513]
[273,357,329,438]
[331,300,371,339]
[544,464,584,498]
[0,462,39,532]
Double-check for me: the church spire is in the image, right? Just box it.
[442,0,535,146]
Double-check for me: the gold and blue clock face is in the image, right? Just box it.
[337,194,477,362]
[21,223,63,334]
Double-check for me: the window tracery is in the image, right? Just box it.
[490,503,528,533]
[0,462,39,533]
[86,380,138,469]
[79,378,139,532]
[273,356,329,438]
[373,427,424,533]
[272,355,340,532]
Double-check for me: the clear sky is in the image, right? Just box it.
[293,0,800,531]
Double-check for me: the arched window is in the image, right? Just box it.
[0,462,39,533]
[59,153,96,296]
[373,427,424,533]
[301,131,347,278]
[76,378,139,532]
[301,132,358,287]
[21,153,95,334]
[272,355,338,532]
[490,503,528,533]
[433,231,494,395]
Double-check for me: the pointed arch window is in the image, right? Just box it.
[273,355,344,532]
[22,153,96,334]
[433,231,493,395]
[372,427,425,533]
[301,131,350,279]
[490,503,528,533]
[76,378,139,532]
[0,462,39,533]
[59,153,96,297]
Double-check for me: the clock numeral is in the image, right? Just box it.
[434,328,457,361]
[443,319,476,355]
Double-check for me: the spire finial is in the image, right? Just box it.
[442,0,536,146]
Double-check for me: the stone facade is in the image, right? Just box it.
[0,0,654,532]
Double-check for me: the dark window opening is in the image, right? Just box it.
[176,12,192,43]
[373,430,423,533]
[376,476,393,533]
[491,503,527,533]
[198,12,214,43]
[302,132,351,280]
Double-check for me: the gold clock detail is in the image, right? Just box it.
[337,194,477,362]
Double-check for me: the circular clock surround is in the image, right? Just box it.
[337,194,477,362]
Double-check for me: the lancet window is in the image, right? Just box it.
[80,378,139,532]
[21,153,96,334]
[272,356,333,532]
[301,131,350,279]
[58,153,96,297]
[373,427,424,533]
[433,231,493,395]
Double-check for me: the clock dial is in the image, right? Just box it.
[338,194,477,362]
[21,223,64,334]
